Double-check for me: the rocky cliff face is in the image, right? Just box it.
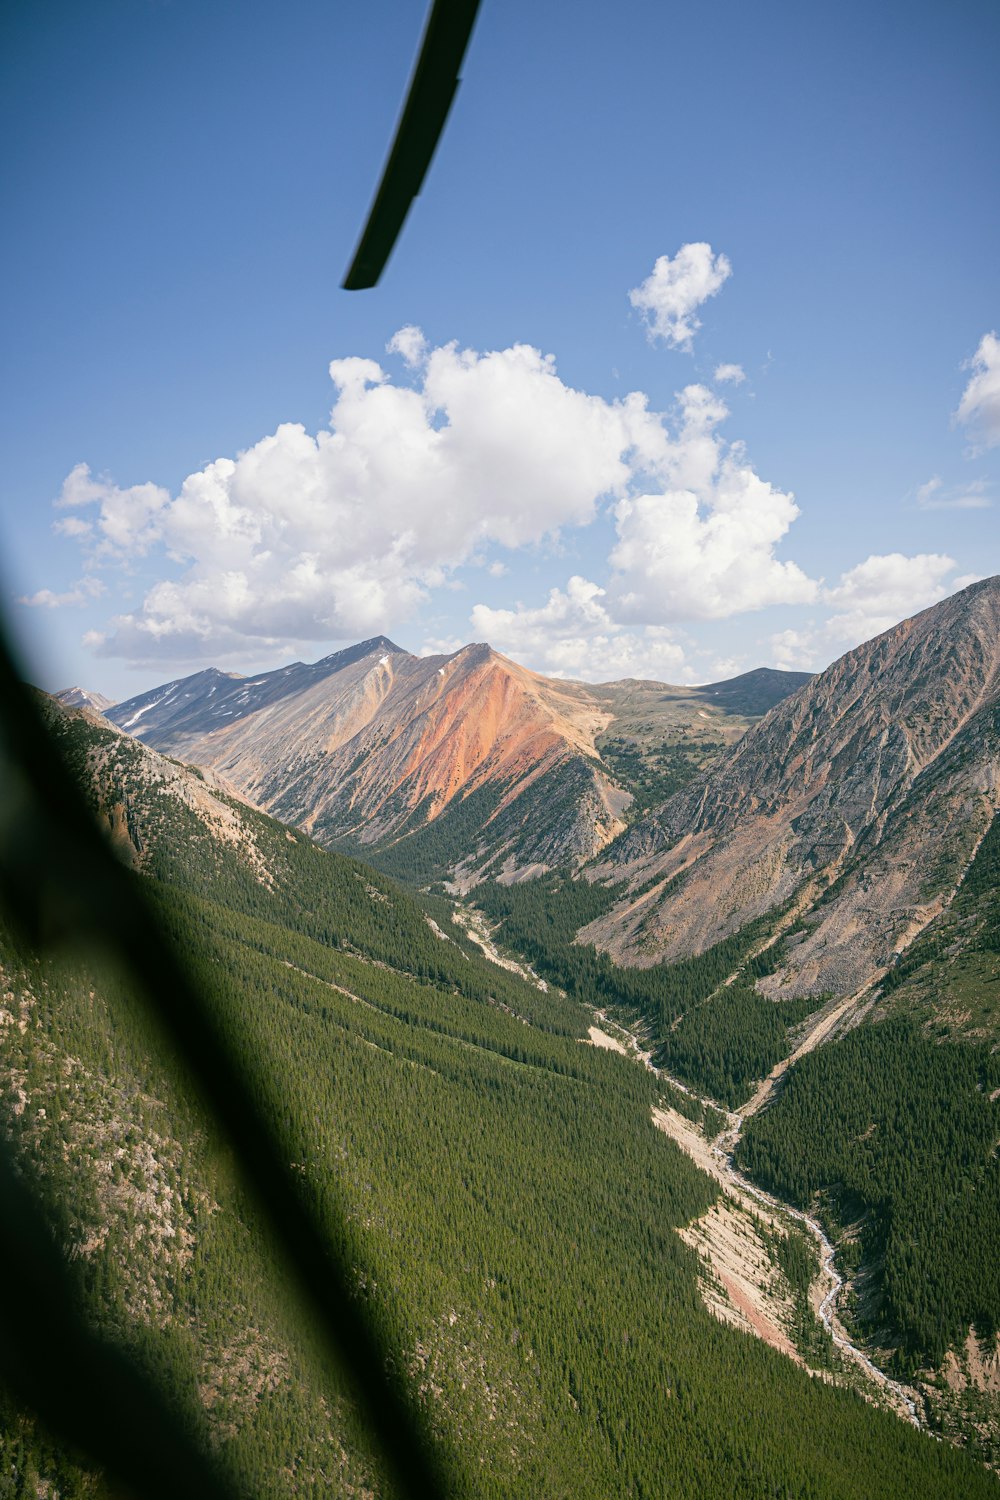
[585,576,1000,996]
[108,642,803,882]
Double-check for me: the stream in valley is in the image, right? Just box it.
[592,1009,925,1430]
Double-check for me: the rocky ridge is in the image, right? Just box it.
[107,641,806,883]
[55,685,116,712]
[584,576,1000,997]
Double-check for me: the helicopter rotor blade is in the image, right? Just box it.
[342,0,482,290]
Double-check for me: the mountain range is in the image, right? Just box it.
[55,685,117,712]
[6,574,1000,1492]
[104,642,809,884]
[2,683,993,1497]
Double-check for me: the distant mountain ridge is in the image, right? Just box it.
[585,575,1000,998]
[694,666,812,716]
[55,685,116,712]
[107,643,808,883]
[107,637,405,741]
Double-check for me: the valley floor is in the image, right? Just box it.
[586,1007,925,1426]
[582,998,1000,1469]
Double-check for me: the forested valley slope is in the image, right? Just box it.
[0,696,988,1498]
[474,575,1000,1468]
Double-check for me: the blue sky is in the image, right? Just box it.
[2,0,997,699]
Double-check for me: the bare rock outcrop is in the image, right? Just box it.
[586,575,1000,995]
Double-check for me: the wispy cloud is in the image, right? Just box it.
[915,474,992,510]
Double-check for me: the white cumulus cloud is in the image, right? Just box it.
[54,463,170,557]
[955,331,1000,450]
[629,244,732,350]
[49,335,665,664]
[46,318,820,672]
[607,385,817,621]
[460,379,819,676]
[386,324,427,367]
[467,576,688,682]
[822,551,958,642]
[768,552,962,669]
[713,363,745,385]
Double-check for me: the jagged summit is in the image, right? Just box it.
[55,686,116,713]
[108,641,410,746]
[315,636,407,668]
[106,634,804,882]
[109,638,636,877]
